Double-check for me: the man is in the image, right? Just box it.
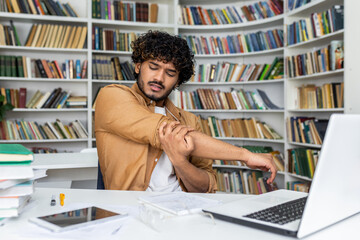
[95,31,277,193]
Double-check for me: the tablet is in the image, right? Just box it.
[29,206,127,232]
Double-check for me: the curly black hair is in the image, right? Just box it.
[131,30,195,86]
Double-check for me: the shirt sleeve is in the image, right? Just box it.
[188,117,218,193]
[95,85,171,149]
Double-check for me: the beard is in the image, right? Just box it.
[136,70,175,102]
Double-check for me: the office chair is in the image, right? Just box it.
[80,148,105,190]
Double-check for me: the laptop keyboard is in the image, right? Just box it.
[243,197,307,225]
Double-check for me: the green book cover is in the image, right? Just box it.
[0,56,5,77]
[11,56,16,77]
[264,57,278,80]
[16,56,24,78]
[258,64,270,80]
[0,144,32,155]
[5,56,11,77]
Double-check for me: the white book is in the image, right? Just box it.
[0,195,31,208]
[231,90,243,110]
[0,180,34,197]
[138,192,220,216]
[34,91,50,109]
[0,166,34,180]
[0,169,46,190]
[0,195,31,217]
[46,121,61,139]
[75,120,88,137]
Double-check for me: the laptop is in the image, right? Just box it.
[203,114,360,238]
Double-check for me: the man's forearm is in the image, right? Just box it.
[188,131,253,163]
[172,156,209,193]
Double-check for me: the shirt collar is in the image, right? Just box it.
[131,83,182,120]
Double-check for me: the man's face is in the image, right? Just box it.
[135,59,179,106]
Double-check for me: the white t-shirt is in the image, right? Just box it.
[146,106,182,192]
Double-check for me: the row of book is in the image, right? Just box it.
[287,5,344,45]
[23,88,87,109]
[192,58,283,83]
[286,181,310,192]
[286,117,328,145]
[92,56,134,80]
[0,144,44,219]
[183,29,284,55]
[198,116,283,140]
[25,24,87,49]
[295,82,344,109]
[92,27,137,52]
[0,0,78,17]
[173,88,282,110]
[288,148,319,179]
[287,40,344,78]
[213,145,285,172]
[0,119,88,140]
[179,0,283,25]
[0,21,21,46]
[216,169,278,194]
[31,147,57,153]
[92,0,158,23]
[288,0,311,11]
[0,55,88,79]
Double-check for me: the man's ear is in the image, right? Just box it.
[135,63,141,74]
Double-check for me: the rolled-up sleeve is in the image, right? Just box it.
[95,85,172,149]
[188,118,218,193]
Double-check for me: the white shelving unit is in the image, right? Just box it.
[284,0,345,186]
[1,0,356,192]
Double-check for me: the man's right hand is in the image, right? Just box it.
[158,121,195,164]
[244,152,277,184]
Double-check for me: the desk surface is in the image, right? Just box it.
[1,188,359,240]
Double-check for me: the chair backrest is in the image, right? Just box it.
[80,148,105,190]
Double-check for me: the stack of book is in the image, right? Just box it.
[24,24,87,49]
[179,0,283,25]
[0,144,45,220]
[198,116,283,140]
[0,0,78,17]
[174,88,282,110]
[92,1,158,23]
[0,21,21,46]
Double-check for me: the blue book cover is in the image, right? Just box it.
[250,33,259,51]
[267,30,277,49]
[75,60,81,79]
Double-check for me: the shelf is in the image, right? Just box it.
[288,108,344,113]
[0,77,89,83]
[287,69,344,81]
[92,80,135,84]
[288,141,322,148]
[92,50,132,55]
[217,137,284,143]
[12,109,88,112]
[187,109,284,113]
[0,139,88,143]
[0,46,88,53]
[288,172,313,181]
[287,30,344,49]
[0,12,88,23]
[194,48,284,58]
[178,15,284,31]
[92,19,175,30]
[185,79,284,85]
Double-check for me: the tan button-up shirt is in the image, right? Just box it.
[95,83,217,193]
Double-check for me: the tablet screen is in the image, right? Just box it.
[38,207,120,228]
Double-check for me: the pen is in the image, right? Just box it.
[60,193,65,206]
[50,195,56,206]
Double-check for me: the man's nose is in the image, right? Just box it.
[153,69,165,82]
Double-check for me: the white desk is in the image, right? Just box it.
[1,188,359,240]
[32,153,98,189]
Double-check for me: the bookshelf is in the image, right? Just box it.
[1,0,355,193]
[284,0,345,190]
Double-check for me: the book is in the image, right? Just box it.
[0,144,33,162]
[0,195,31,217]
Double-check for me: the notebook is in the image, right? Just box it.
[203,114,360,238]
